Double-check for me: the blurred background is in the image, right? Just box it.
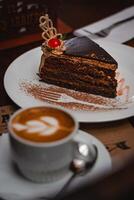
[58,0,134,30]
[0,0,133,43]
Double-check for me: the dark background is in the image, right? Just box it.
[58,0,134,29]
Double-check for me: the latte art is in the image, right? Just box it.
[11,107,75,143]
[13,116,60,136]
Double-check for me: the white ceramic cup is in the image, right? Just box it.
[8,106,79,183]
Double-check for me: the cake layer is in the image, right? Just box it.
[42,51,117,71]
[44,56,116,78]
[40,69,117,88]
[41,62,116,80]
[42,78,116,98]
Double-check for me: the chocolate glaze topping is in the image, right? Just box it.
[64,36,117,65]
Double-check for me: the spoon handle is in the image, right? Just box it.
[38,174,76,200]
[54,174,77,200]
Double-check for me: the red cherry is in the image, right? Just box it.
[48,38,61,48]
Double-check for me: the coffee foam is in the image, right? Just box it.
[11,107,75,143]
[13,116,59,136]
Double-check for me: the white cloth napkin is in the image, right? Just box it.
[73,6,134,43]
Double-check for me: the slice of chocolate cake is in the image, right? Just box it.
[39,36,118,98]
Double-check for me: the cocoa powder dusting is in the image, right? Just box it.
[19,80,131,112]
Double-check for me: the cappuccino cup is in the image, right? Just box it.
[8,106,79,183]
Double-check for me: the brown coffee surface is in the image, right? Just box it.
[11,107,75,143]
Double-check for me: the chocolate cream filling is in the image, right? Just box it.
[45,57,116,78]
[45,54,117,71]
[42,78,116,98]
[40,68,117,88]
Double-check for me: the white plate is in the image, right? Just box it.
[0,130,111,200]
[4,41,134,122]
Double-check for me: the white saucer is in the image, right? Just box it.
[0,130,112,200]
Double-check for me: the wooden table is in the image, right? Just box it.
[0,1,134,168]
